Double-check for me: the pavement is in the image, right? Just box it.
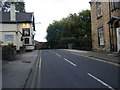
[0,60,2,90]
[63,49,120,66]
[2,50,39,88]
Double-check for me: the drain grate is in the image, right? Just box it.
[22,61,31,63]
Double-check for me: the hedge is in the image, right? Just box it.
[0,46,16,61]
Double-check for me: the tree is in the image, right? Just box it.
[2,2,25,12]
[46,10,92,50]
[78,10,91,37]
[46,20,64,48]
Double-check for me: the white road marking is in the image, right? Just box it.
[87,73,116,90]
[39,51,42,69]
[64,58,77,67]
[56,53,61,57]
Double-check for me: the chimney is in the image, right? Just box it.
[0,2,3,11]
[10,2,16,21]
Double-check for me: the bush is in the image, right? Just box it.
[2,46,16,61]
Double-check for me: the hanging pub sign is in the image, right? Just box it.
[22,24,30,36]
[22,28,30,36]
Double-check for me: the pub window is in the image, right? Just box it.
[25,38,29,44]
[96,2,102,18]
[21,37,23,41]
[98,27,104,46]
[5,35,14,41]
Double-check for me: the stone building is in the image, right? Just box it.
[90,0,120,52]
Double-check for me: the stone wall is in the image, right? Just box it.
[91,2,119,52]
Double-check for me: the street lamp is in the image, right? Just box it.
[35,22,41,24]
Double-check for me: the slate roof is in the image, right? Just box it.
[1,12,33,23]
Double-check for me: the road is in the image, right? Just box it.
[25,49,119,89]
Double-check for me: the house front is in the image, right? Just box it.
[0,3,35,51]
[90,1,120,52]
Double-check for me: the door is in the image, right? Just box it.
[116,27,120,52]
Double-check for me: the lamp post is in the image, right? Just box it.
[35,22,41,24]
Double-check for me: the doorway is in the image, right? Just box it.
[116,27,120,52]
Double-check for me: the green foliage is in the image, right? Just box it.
[60,37,77,44]
[2,2,25,12]
[46,10,92,50]
[8,43,14,47]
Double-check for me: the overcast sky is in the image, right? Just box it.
[24,0,90,42]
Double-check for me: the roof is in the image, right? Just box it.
[1,12,34,23]
[108,16,120,24]
[111,16,120,20]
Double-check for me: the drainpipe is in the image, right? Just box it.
[108,1,112,52]
[0,2,2,11]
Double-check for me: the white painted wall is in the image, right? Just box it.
[0,23,35,51]
[0,24,23,50]
[0,24,2,46]
[0,24,17,46]
[17,24,24,48]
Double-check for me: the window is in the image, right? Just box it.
[96,2,102,18]
[25,38,29,44]
[32,40,35,45]
[21,37,23,41]
[23,28,30,36]
[5,35,14,41]
[98,27,104,46]
[111,0,120,10]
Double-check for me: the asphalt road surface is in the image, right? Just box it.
[26,50,119,89]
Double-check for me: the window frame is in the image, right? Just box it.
[5,34,14,41]
[98,27,105,46]
[25,38,29,44]
[96,2,103,18]
[111,0,120,11]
